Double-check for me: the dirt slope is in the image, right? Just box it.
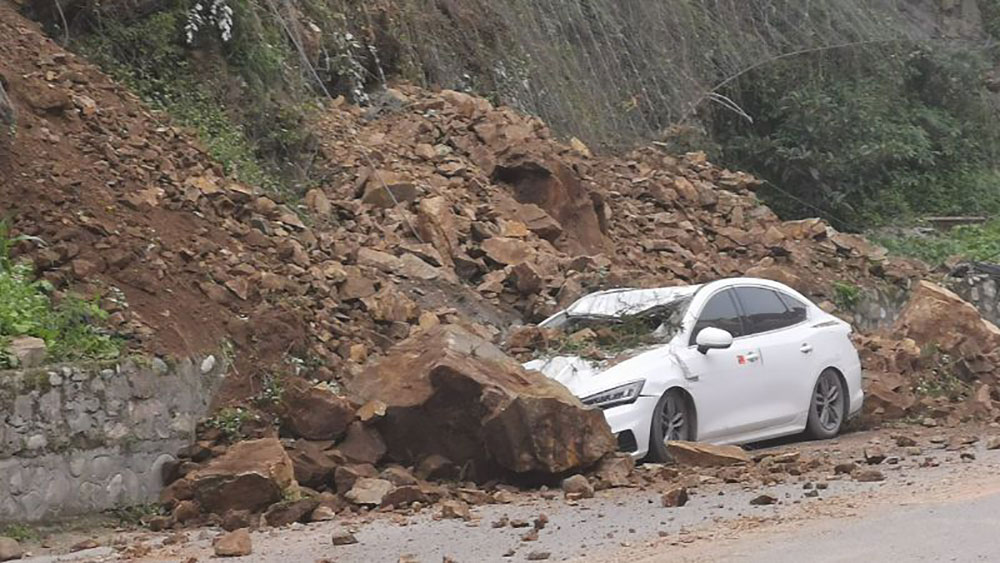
[0,1,928,404]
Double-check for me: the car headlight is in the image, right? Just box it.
[581,380,645,409]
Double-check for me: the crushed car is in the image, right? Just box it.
[523,277,863,461]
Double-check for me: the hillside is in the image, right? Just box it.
[0,0,933,403]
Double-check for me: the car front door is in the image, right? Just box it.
[677,288,766,441]
[732,286,817,429]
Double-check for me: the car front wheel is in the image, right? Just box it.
[647,389,691,462]
[805,368,846,440]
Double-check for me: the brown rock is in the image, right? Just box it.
[310,504,337,522]
[438,499,471,520]
[750,494,777,506]
[338,422,387,465]
[666,441,751,467]
[481,236,534,265]
[854,469,885,482]
[171,500,200,523]
[527,551,551,561]
[661,487,689,507]
[416,196,460,267]
[213,528,252,557]
[70,539,99,552]
[415,454,457,481]
[220,509,253,532]
[380,466,418,486]
[864,447,887,465]
[347,325,615,477]
[834,462,857,475]
[986,436,1000,450]
[334,464,378,493]
[183,438,298,514]
[331,529,359,545]
[358,400,387,423]
[593,453,634,488]
[894,281,1000,353]
[0,538,22,562]
[286,441,338,490]
[512,261,543,294]
[280,379,355,440]
[264,498,320,527]
[304,188,332,216]
[345,477,393,505]
[561,474,594,499]
[362,170,418,207]
[380,485,428,507]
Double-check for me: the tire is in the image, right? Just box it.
[647,389,692,462]
[805,368,847,440]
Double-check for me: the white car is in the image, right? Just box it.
[524,278,863,461]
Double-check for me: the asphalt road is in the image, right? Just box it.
[19,427,1000,563]
[665,480,1000,563]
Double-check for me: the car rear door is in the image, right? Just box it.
[678,288,767,441]
[732,286,819,429]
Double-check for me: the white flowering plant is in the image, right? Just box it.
[185,0,235,44]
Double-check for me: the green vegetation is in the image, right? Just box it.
[873,220,1000,265]
[1,523,39,543]
[832,281,863,311]
[0,225,120,369]
[107,503,166,527]
[206,406,255,441]
[709,44,1000,231]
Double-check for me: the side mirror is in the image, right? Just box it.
[696,327,734,354]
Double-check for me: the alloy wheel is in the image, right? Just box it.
[813,371,844,433]
[660,393,686,443]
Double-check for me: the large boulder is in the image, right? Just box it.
[894,281,1000,353]
[347,325,615,477]
[173,438,298,515]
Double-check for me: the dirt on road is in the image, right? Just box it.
[14,422,1000,563]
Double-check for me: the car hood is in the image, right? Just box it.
[523,344,681,399]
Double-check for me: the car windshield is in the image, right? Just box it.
[537,287,698,358]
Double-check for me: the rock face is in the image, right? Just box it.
[666,441,751,467]
[170,438,298,514]
[347,324,616,477]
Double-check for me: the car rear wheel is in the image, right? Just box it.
[647,389,691,462]
[805,369,846,440]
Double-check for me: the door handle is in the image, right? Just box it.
[800,343,813,354]
[743,352,760,362]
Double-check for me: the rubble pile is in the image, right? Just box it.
[860,281,1000,423]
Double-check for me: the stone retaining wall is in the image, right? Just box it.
[0,356,222,523]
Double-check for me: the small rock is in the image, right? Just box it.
[526,551,551,560]
[70,539,99,552]
[310,505,337,522]
[854,469,885,482]
[0,537,23,561]
[894,435,917,447]
[438,499,471,520]
[561,474,594,499]
[921,417,938,428]
[804,489,819,498]
[533,514,549,530]
[961,451,976,462]
[661,487,689,508]
[864,447,887,465]
[749,494,777,506]
[332,529,359,546]
[213,529,252,557]
[345,478,393,505]
[6,336,46,368]
[521,529,539,542]
[985,436,1000,450]
[833,462,857,475]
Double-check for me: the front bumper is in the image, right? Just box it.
[599,395,660,459]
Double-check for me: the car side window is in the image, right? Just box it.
[735,287,800,334]
[776,292,808,324]
[690,289,744,344]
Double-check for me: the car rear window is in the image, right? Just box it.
[776,291,809,324]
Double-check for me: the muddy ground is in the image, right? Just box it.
[14,421,1000,563]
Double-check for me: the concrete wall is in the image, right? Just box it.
[0,356,222,523]
[950,269,1000,327]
